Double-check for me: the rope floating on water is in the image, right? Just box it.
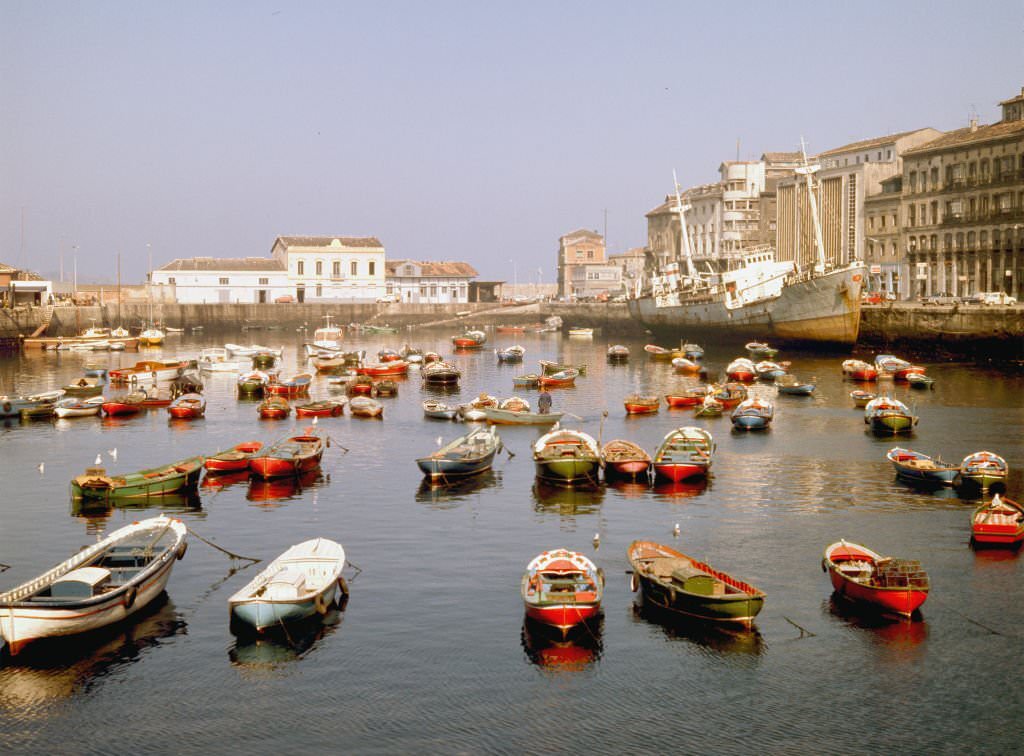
[186,526,261,564]
[0,562,10,573]
[783,615,816,638]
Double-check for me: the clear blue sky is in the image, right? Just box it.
[3,1,1022,284]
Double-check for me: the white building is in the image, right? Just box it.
[152,258,289,304]
[384,260,477,303]
[270,236,386,302]
[569,263,622,299]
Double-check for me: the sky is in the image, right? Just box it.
[2,1,1023,284]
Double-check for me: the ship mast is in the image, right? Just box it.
[672,170,698,282]
[796,137,827,274]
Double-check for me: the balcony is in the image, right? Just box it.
[940,207,1024,227]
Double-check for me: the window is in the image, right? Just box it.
[587,251,594,259]
[259,277,269,285]
[316,285,322,297]
[420,285,427,298]
[333,261,340,277]
[168,277,176,285]
[886,150,892,160]
[369,261,376,275]
[930,167,938,188]
[908,171,917,192]
[297,261,304,275]
[219,277,229,285]
[877,151,882,161]
[315,260,323,276]
[350,261,358,276]
[430,285,437,297]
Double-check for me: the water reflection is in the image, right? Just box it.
[630,600,765,656]
[532,481,604,516]
[230,599,348,669]
[70,491,203,532]
[247,470,325,505]
[520,617,603,671]
[200,470,251,490]
[605,479,652,499]
[0,595,185,713]
[826,596,929,654]
[650,479,710,500]
[415,470,500,509]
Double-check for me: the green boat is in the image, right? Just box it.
[532,428,600,486]
[251,352,277,370]
[539,360,587,376]
[70,456,205,501]
[628,540,765,627]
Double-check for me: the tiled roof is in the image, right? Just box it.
[276,236,383,249]
[0,262,18,274]
[386,260,478,277]
[903,119,1024,155]
[819,128,931,157]
[560,229,603,241]
[998,88,1024,107]
[158,257,286,272]
[761,152,803,163]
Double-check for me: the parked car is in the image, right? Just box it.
[968,291,1017,305]
[274,295,294,304]
[376,293,400,303]
[922,292,960,306]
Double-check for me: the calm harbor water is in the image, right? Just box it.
[0,328,1022,754]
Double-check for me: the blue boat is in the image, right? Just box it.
[731,398,774,430]
[775,374,816,396]
[416,426,502,482]
[886,447,959,486]
[229,538,346,632]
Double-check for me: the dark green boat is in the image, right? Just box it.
[627,540,765,627]
[70,456,205,501]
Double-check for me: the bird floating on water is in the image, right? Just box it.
[592,533,600,549]
[673,523,680,537]
[37,462,44,475]
[94,454,102,465]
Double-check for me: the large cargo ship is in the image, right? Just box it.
[628,158,866,347]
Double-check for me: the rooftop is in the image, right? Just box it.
[157,257,286,272]
[903,119,1024,155]
[386,260,479,277]
[275,236,384,249]
[819,128,930,157]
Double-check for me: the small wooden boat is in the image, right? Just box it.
[822,540,929,617]
[886,447,959,486]
[681,343,704,361]
[377,348,402,363]
[850,389,876,408]
[725,358,757,382]
[775,374,816,395]
[257,395,292,420]
[695,394,724,418]
[875,354,926,381]
[237,370,270,397]
[671,357,703,374]
[496,345,526,362]
[745,341,778,358]
[266,373,313,397]
[842,359,878,382]
[653,426,714,482]
[347,375,375,396]
[423,351,442,364]
[864,397,917,434]
[354,360,408,378]
[606,344,630,362]
[421,361,461,385]
[521,549,603,635]
[109,360,188,384]
[228,538,346,632]
[205,441,264,473]
[731,398,774,430]
[197,348,245,373]
[0,515,187,655]
[101,392,147,417]
[251,428,327,479]
[251,351,278,370]
[628,541,764,627]
[311,354,350,374]
[665,386,709,408]
[452,329,487,349]
[295,400,346,418]
[54,396,105,418]
[624,394,659,414]
[71,456,204,500]
[538,368,578,388]
[539,360,587,376]
[495,325,525,334]
[423,399,459,420]
[602,439,651,480]
[532,428,601,485]
[483,407,562,425]
[374,379,399,397]
[167,393,205,419]
[400,345,424,364]
[906,373,935,389]
[63,373,108,397]
[459,405,487,422]
[20,402,58,420]
[512,373,541,388]
[755,360,788,381]
[971,495,1024,548]
[137,327,165,346]
[959,451,1008,490]
[644,344,677,361]
[567,327,593,338]
[306,316,344,353]
[416,425,502,481]
[349,396,383,418]
[713,382,748,408]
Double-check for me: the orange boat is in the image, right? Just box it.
[257,395,291,419]
[355,361,409,377]
[971,495,1024,548]
[624,394,659,414]
[538,369,578,388]
[823,540,929,618]
[205,441,264,473]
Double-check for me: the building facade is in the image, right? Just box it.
[863,175,903,294]
[270,236,386,302]
[152,258,290,304]
[384,260,478,303]
[775,129,942,287]
[900,87,1024,300]
[607,247,646,293]
[568,263,622,300]
[557,229,605,298]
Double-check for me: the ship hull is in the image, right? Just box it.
[628,264,865,346]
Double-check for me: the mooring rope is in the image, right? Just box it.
[783,615,816,638]
[186,526,261,564]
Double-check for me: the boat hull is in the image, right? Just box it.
[231,584,339,632]
[636,574,765,626]
[523,602,601,634]
[628,263,865,345]
[827,571,928,617]
[250,452,323,479]
[534,459,600,485]
[871,414,914,434]
[653,461,708,482]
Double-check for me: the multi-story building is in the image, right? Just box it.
[557,229,605,298]
[900,86,1024,300]
[607,247,646,293]
[384,260,477,304]
[863,175,903,294]
[775,129,941,283]
[152,258,290,304]
[568,264,622,300]
[270,236,386,302]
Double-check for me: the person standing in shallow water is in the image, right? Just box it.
[537,390,552,414]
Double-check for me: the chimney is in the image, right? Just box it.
[969,117,979,132]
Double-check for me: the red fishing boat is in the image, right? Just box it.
[842,359,878,382]
[354,361,409,377]
[101,392,147,417]
[712,382,748,408]
[167,393,206,419]
[521,549,603,636]
[624,394,659,414]
[538,368,578,388]
[671,357,703,374]
[665,387,709,407]
[377,348,402,362]
[971,495,1024,548]
[725,358,757,383]
[822,540,929,617]
[204,441,264,473]
[452,330,486,349]
[601,439,651,480]
[257,395,291,419]
[348,375,375,395]
[265,373,312,397]
[653,426,714,482]
[295,400,345,418]
[250,428,327,479]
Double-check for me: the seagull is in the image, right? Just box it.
[108,447,117,461]
[436,436,443,447]
[673,523,680,537]
[95,454,103,465]
[592,533,600,549]
[312,416,318,425]
[37,462,44,475]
